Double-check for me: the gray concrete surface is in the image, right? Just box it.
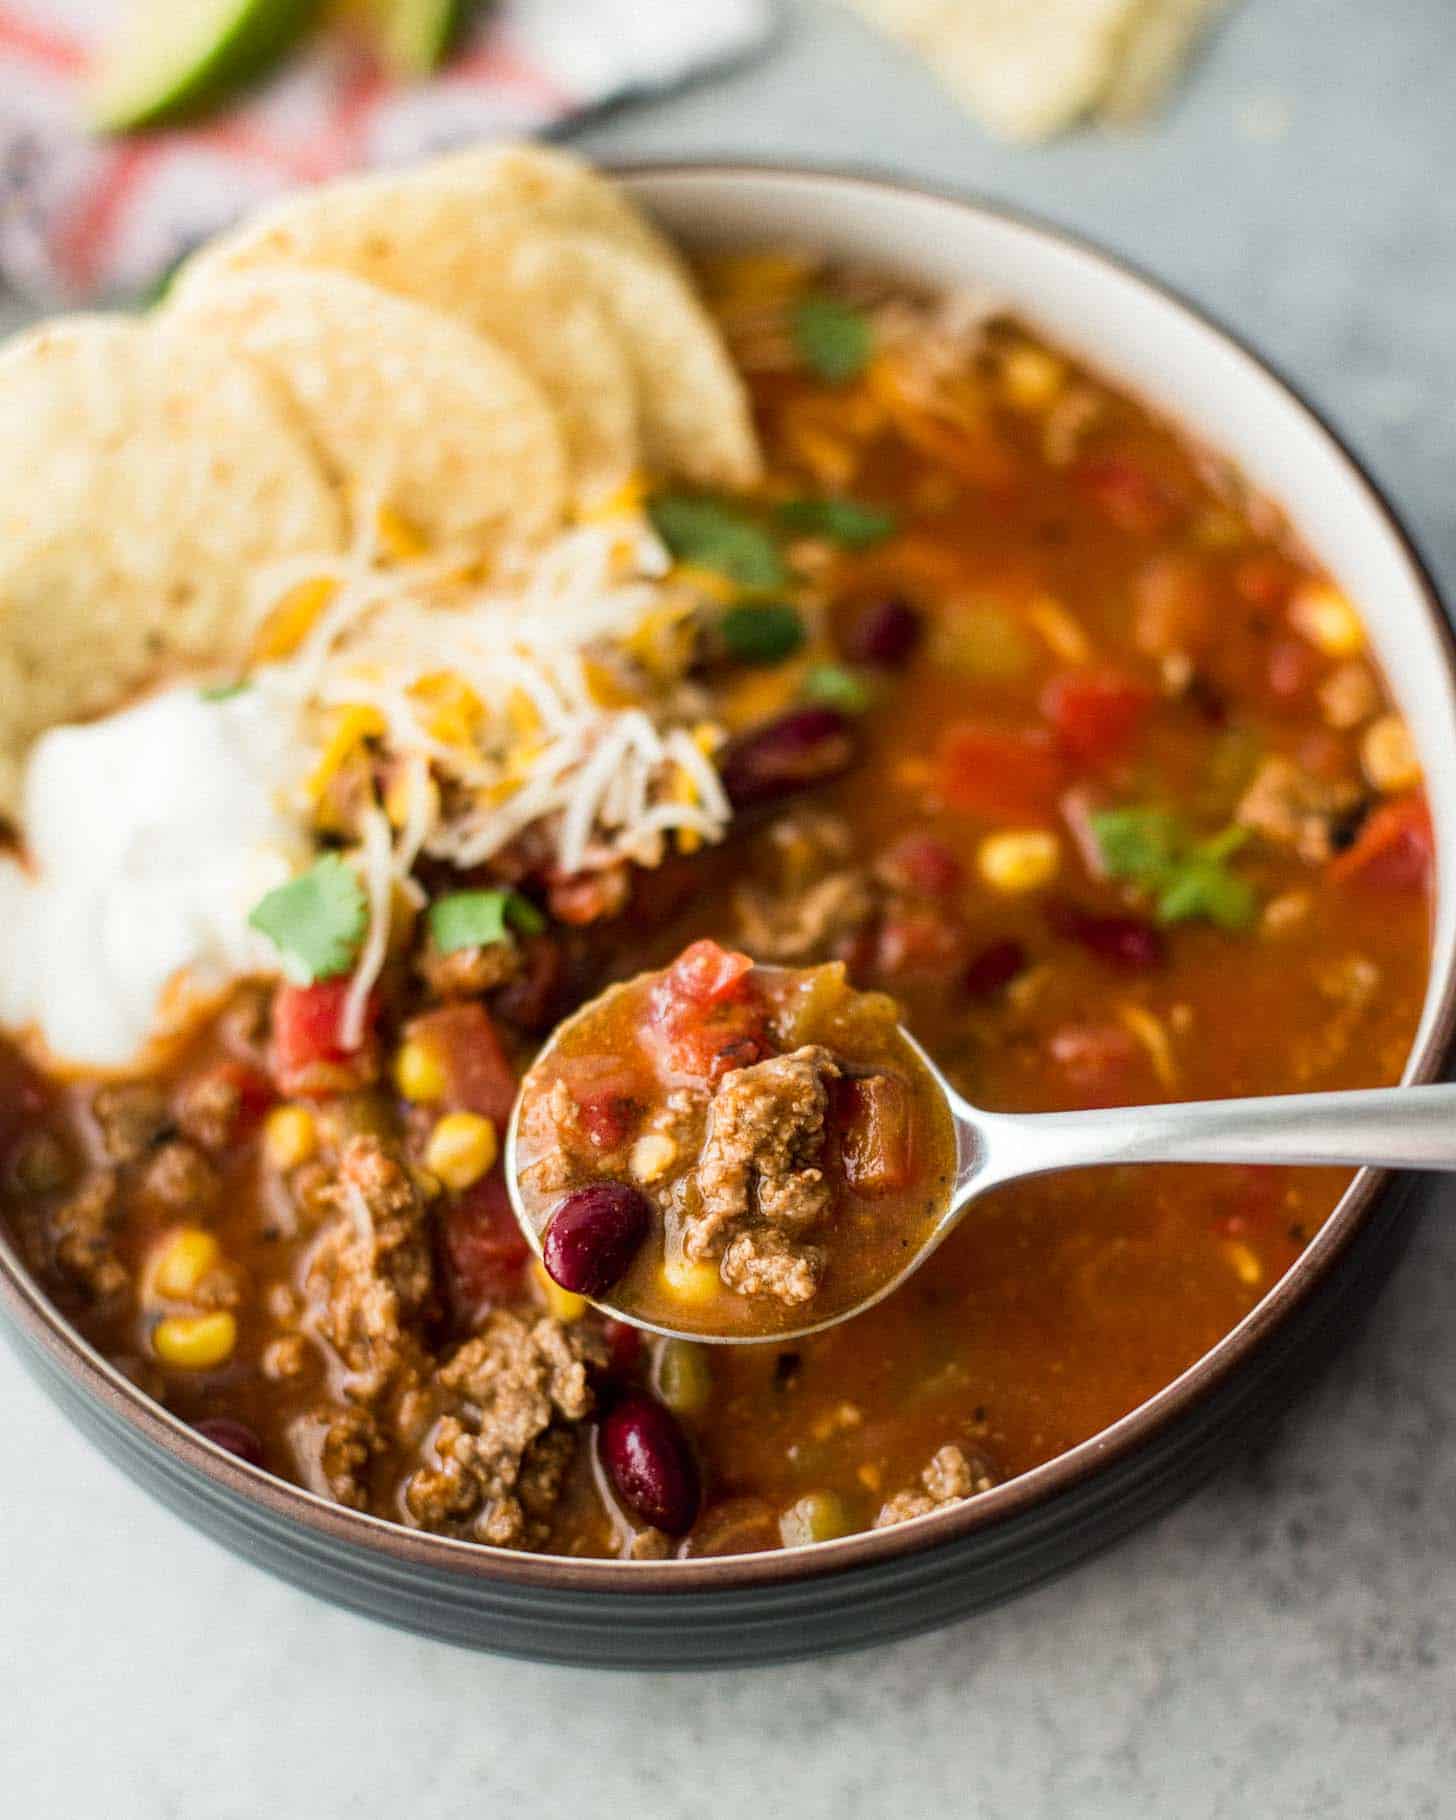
[4,2,1456,1814]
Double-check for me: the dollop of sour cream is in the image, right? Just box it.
[0,681,308,1069]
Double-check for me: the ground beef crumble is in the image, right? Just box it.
[50,1169,125,1300]
[405,1310,606,1547]
[685,1044,840,1306]
[874,1444,996,1528]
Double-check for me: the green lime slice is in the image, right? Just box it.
[374,0,468,76]
[89,0,312,133]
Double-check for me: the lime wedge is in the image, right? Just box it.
[88,0,313,133]
[373,0,468,77]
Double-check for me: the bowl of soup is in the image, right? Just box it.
[0,155,1451,1667]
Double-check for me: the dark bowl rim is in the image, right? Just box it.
[2,157,1454,1597]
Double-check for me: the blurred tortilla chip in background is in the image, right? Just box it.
[839,0,1236,140]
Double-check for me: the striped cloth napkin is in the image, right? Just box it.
[0,0,773,301]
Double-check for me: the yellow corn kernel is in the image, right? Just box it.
[1000,344,1066,411]
[376,505,428,562]
[660,1254,721,1307]
[263,1105,316,1172]
[1223,1240,1263,1287]
[1290,583,1364,658]
[153,1311,237,1370]
[533,1259,588,1323]
[1360,714,1421,793]
[977,830,1061,894]
[393,1040,447,1105]
[251,576,337,664]
[1027,593,1091,665]
[630,1133,677,1183]
[149,1228,221,1302]
[425,1112,498,1192]
[856,1462,883,1493]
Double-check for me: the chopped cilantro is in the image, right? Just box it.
[719,602,806,665]
[776,496,897,548]
[428,888,546,955]
[1090,807,1257,932]
[248,855,367,983]
[792,295,873,384]
[200,678,250,702]
[802,663,873,713]
[647,495,786,590]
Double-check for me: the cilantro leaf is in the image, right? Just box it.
[428,889,546,955]
[248,855,367,983]
[802,663,873,713]
[648,495,786,589]
[719,602,805,665]
[1089,806,1257,933]
[792,295,873,384]
[776,496,897,548]
[200,678,250,702]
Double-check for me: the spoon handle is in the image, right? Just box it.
[962,1082,1456,1196]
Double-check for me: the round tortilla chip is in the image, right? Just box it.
[175,164,641,507]
[0,314,342,805]
[538,231,762,492]
[165,267,567,548]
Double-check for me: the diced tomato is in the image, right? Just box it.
[197,1060,276,1136]
[835,1074,913,1194]
[877,832,964,898]
[1041,670,1152,768]
[1075,454,1174,536]
[557,1056,649,1154]
[1211,1165,1290,1238]
[661,939,756,1008]
[270,979,379,1099]
[937,722,1066,824]
[1264,637,1318,707]
[1329,795,1433,892]
[405,1002,518,1125]
[441,1166,530,1315]
[1048,1022,1144,1107]
[650,943,770,1084]
[1233,553,1297,611]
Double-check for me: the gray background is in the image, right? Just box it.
[4,2,1456,1814]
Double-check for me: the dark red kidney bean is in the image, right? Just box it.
[962,938,1027,998]
[603,1317,644,1375]
[599,1392,701,1535]
[840,595,923,668]
[876,831,964,897]
[194,1417,264,1468]
[718,708,855,809]
[543,1182,653,1296]
[1046,900,1166,972]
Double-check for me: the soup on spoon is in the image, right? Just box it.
[510,940,959,1341]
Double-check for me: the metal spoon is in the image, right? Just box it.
[507,1000,1456,1345]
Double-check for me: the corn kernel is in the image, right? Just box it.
[425,1112,498,1192]
[149,1227,221,1302]
[263,1105,316,1172]
[532,1259,588,1323]
[153,1311,237,1370]
[977,830,1061,894]
[630,1133,677,1183]
[661,1254,721,1306]
[393,1039,447,1105]
[1027,593,1091,665]
[1360,714,1421,793]
[1001,344,1066,411]
[1222,1240,1263,1287]
[1290,583,1364,658]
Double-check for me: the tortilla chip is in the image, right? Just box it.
[165,268,567,548]
[0,314,342,804]
[174,164,641,507]
[540,231,763,492]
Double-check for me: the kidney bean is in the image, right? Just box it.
[598,1392,702,1535]
[840,595,923,668]
[962,938,1028,998]
[1046,900,1166,972]
[195,1417,264,1468]
[876,831,964,897]
[718,707,855,809]
[543,1182,653,1297]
